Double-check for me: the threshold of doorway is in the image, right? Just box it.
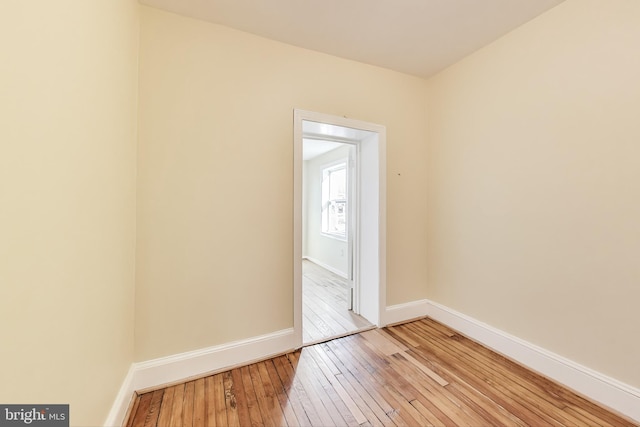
[302,324,377,348]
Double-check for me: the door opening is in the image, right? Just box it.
[294,110,387,347]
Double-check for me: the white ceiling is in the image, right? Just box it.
[303,139,343,161]
[139,0,564,78]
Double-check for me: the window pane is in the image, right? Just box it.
[329,168,346,200]
[321,162,347,238]
[329,200,346,234]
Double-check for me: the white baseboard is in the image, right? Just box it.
[106,301,640,425]
[303,256,348,279]
[104,365,135,427]
[105,328,296,427]
[384,299,428,326]
[130,328,296,392]
[426,300,640,423]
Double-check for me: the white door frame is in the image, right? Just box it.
[293,109,387,348]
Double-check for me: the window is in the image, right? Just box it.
[321,161,347,239]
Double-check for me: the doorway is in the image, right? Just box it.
[302,138,366,344]
[293,110,387,347]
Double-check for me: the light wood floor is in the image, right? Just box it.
[125,318,634,427]
[302,260,372,344]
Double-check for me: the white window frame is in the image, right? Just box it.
[321,160,348,241]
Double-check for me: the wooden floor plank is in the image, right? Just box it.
[297,362,345,426]
[272,354,314,427]
[384,323,422,348]
[263,359,300,427]
[181,381,194,427]
[239,365,264,427]
[212,374,227,427]
[204,377,215,427]
[124,394,141,427]
[125,318,635,427]
[259,360,293,426]
[248,363,279,427]
[143,390,164,427]
[229,367,251,427]
[169,384,185,427]
[397,350,449,386]
[156,385,174,426]
[336,338,437,427]
[408,398,452,427]
[221,371,239,427]
[360,328,406,355]
[302,260,372,344]
[322,339,398,427]
[402,324,555,426]
[389,352,497,427]
[342,335,420,403]
[303,288,355,335]
[297,349,357,426]
[128,392,152,427]
[302,305,328,339]
[395,349,529,427]
[416,321,581,419]
[306,345,365,426]
[309,342,389,426]
[287,353,326,426]
[401,321,582,426]
[342,339,479,425]
[192,378,205,426]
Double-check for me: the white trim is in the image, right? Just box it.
[132,328,295,391]
[375,131,387,327]
[294,109,387,349]
[303,256,348,279]
[105,328,296,426]
[104,365,136,427]
[106,301,640,425]
[294,111,304,348]
[384,299,429,326]
[426,300,640,423]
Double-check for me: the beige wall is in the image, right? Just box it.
[0,1,138,425]
[5,0,636,420]
[136,6,429,361]
[426,0,640,387]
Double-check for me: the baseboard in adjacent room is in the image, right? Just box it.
[303,256,348,279]
[426,300,640,423]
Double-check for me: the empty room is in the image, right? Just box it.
[2,0,639,426]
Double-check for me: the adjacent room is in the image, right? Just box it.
[302,131,374,344]
[2,0,639,425]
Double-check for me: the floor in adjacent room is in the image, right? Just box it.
[302,259,372,345]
